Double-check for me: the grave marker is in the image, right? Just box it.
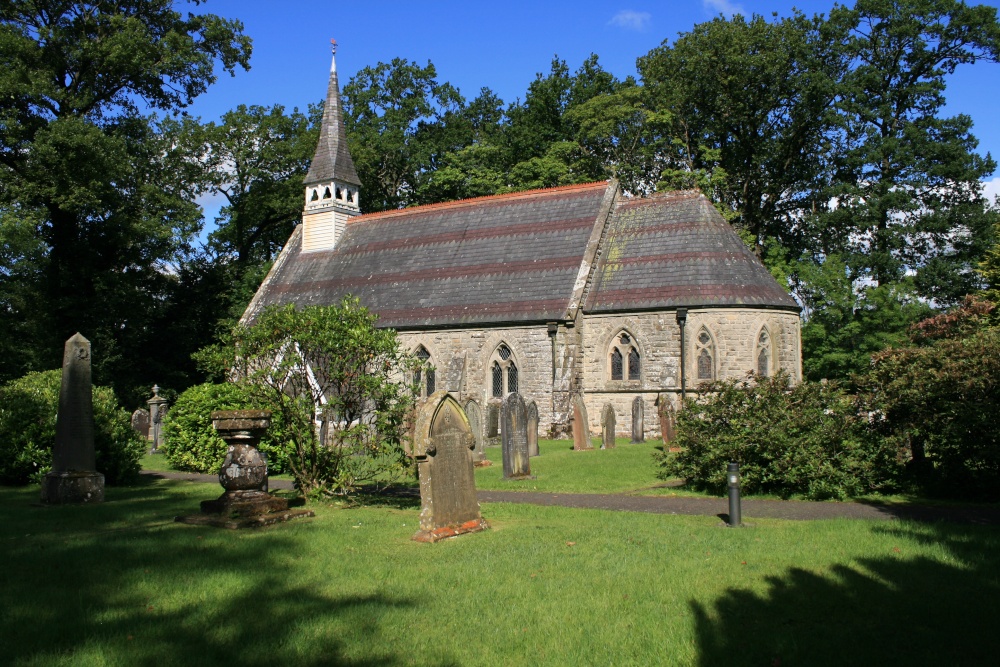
[501,392,532,479]
[464,399,488,466]
[131,409,150,440]
[526,400,539,457]
[571,394,593,451]
[601,404,616,449]
[631,396,645,443]
[41,333,104,504]
[657,393,677,447]
[411,392,488,542]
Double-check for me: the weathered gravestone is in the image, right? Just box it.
[41,333,105,504]
[571,393,593,451]
[501,392,533,479]
[486,402,501,447]
[464,399,490,467]
[411,391,488,542]
[526,400,539,457]
[631,396,645,443]
[657,393,677,448]
[601,404,616,449]
[147,385,169,453]
[131,409,150,440]
[176,410,313,529]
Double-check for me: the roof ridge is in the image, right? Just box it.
[350,181,610,223]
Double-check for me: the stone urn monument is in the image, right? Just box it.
[176,410,313,529]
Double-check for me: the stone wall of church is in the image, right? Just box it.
[579,308,801,438]
[397,306,801,442]
[397,325,559,438]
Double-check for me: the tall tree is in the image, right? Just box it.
[0,0,251,396]
[821,0,1000,303]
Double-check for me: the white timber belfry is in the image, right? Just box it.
[301,39,361,253]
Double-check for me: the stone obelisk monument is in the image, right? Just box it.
[41,333,105,504]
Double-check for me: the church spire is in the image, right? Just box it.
[305,39,360,187]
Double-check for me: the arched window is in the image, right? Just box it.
[322,187,331,199]
[695,328,715,381]
[346,189,355,203]
[310,189,319,201]
[756,328,772,377]
[609,332,640,382]
[490,344,518,397]
[335,186,343,200]
[414,346,435,397]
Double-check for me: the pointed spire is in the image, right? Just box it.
[305,39,361,187]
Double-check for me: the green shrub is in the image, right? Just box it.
[0,370,146,485]
[161,382,293,474]
[656,372,901,500]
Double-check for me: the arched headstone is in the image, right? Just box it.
[501,392,532,479]
[526,400,539,457]
[571,394,593,451]
[464,399,485,463]
[601,403,616,449]
[631,396,644,443]
[131,409,150,439]
[411,392,488,542]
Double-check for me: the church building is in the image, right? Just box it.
[243,47,802,441]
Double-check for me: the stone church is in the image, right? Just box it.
[243,49,802,441]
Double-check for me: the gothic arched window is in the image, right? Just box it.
[414,346,435,397]
[609,332,640,382]
[695,328,715,381]
[756,328,773,377]
[490,344,518,397]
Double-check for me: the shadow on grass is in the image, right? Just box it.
[0,482,444,667]
[691,522,1000,666]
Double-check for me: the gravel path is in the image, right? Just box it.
[141,471,1000,526]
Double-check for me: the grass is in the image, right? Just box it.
[2,479,999,666]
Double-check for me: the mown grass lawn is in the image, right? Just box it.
[2,479,999,666]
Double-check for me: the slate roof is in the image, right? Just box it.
[246,182,798,329]
[304,56,360,187]
[585,191,799,312]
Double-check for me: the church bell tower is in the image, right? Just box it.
[301,39,361,252]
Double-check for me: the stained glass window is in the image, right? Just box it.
[492,362,503,397]
[611,348,623,380]
[628,347,640,380]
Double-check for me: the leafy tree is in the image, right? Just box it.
[343,58,464,212]
[638,12,849,257]
[859,297,1000,498]
[0,0,251,397]
[196,299,418,499]
[821,0,1000,301]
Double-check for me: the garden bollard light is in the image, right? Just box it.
[727,462,742,527]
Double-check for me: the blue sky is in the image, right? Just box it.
[185,0,1000,207]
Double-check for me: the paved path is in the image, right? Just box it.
[141,471,1000,526]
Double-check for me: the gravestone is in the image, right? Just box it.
[464,399,489,466]
[657,393,677,447]
[486,402,501,447]
[131,409,150,439]
[571,394,593,451]
[147,385,169,452]
[501,392,533,479]
[176,410,313,529]
[41,333,105,504]
[526,400,539,457]
[631,396,645,443]
[411,392,488,542]
[601,404,616,449]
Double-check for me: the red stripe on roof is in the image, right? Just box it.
[591,284,792,305]
[350,181,610,223]
[332,215,597,255]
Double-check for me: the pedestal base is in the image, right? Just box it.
[175,490,314,530]
[41,470,105,504]
[412,518,489,543]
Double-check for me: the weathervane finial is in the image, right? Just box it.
[330,38,337,55]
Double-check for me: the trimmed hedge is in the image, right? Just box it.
[0,370,146,485]
[161,382,293,474]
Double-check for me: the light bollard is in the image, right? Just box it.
[727,462,742,527]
